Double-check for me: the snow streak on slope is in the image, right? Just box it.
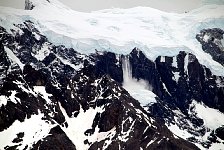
[5,47,24,70]
[167,100,224,150]
[0,0,224,75]
[0,112,54,150]
[190,100,224,130]
[33,86,52,104]
[122,56,156,106]
[59,103,106,150]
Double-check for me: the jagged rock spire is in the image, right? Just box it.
[25,0,35,10]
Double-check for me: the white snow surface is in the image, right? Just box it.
[125,88,157,106]
[0,0,224,76]
[0,95,7,107]
[167,123,192,140]
[0,112,54,150]
[59,103,106,150]
[33,86,52,103]
[190,100,224,130]
[167,103,224,150]
[209,142,224,150]
[0,90,21,107]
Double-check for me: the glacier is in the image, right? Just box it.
[0,0,224,76]
[0,0,224,149]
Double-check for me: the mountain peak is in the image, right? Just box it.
[24,0,68,10]
[25,0,51,10]
[25,0,35,10]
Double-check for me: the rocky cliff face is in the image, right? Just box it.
[0,20,200,150]
[196,28,224,66]
[0,19,224,149]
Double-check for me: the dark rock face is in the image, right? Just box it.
[215,126,224,140]
[0,41,10,87]
[196,28,224,66]
[127,48,224,113]
[129,48,165,99]
[94,51,123,83]
[25,0,35,10]
[74,65,199,150]
[118,47,223,122]
[0,21,224,149]
[23,64,47,86]
[120,48,224,148]
[33,126,77,150]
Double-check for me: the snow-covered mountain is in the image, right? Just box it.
[0,0,224,149]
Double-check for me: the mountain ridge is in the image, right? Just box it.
[0,1,224,149]
[1,0,224,75]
